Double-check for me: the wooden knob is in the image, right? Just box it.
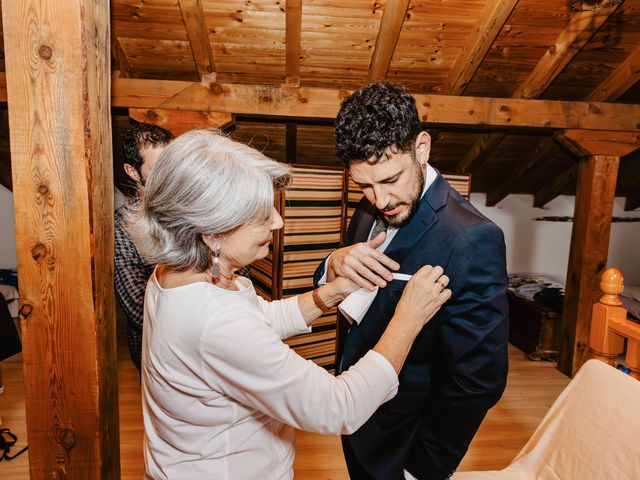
[600,267,624,306]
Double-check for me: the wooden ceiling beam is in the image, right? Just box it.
[178,0,216,81]
[466,5,621,193]
[285,0,302,87]
[128,108,235,136]
[444,0,518,95]
[485,136,557,207]
[111,78,640,132]
[513,5,621,99]
[586,45,640,103]
[366,0,410,82]
[457,132,507,174]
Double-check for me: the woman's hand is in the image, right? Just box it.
[327,275,361,299]
[394,265,451,330]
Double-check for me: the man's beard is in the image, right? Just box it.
[384,162,425,228]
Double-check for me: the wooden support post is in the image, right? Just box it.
[558,155,619,376]
[2,0,120,478]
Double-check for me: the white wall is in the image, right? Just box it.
[0,184,17,269]
[470,194,640,286]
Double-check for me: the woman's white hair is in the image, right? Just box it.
[127,128,291,272]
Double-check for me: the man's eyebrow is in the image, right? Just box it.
[354,172,401,186]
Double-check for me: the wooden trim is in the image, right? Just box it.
[485,136,556,207]
[444,0,518,95]
[0,72,6,102]
[128,108,234,135]
[111,78,640,132]
[366,0,410,82]
[558,155,620,376]
[285,0,302,87]
[586,45,640,103]
[178,0,216,80]
[2,0,120,477]
[534,162,578,208]
[456,132,506,173]
[513,6,620,99]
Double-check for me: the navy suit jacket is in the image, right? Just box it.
[314,174,509,480]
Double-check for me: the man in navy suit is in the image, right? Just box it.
[315,81,509,480]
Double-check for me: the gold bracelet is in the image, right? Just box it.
[312,288,331,313]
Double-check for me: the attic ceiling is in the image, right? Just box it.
[2,0,640,209]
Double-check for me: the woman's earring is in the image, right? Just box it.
[210,245,221,279]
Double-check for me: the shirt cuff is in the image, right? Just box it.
[404,469,418,480]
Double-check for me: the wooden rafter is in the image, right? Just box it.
[366,0,410,82]
[513,5,620,99]
[458,5,619,175]
[457,132,506,174]
[111,36,132,78]
[625,191,640,211]
[111,78,640,132]
[285,0,302,87]
[444,0,518,95]
[178,0,216,81]
[586,45,640,103]
[534,162,578,208]
[485,136,557,207]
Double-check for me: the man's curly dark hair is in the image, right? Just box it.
[122,122,175,175]
[335,81,422,166]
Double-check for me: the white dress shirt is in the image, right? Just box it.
[141,271,398,479]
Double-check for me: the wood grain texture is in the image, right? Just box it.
[285,0,302,86]
[2,0,119,478]
[557,155,620,377]
[111,78,640,131]
[178,0,216,79]
[128,108,234,135]
[444,0,518,95]
[586,45,640,103]
[457,131,507,173]
[366,0,410,82]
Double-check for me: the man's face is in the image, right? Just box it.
[349,132,431,228]
[124,145,166,186]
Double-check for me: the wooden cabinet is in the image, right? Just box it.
[508,290,561,361]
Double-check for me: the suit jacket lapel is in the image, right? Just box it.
[384,174,450,266]
[352,202,377,243]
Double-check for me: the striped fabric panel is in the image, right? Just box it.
[281,166,345,370]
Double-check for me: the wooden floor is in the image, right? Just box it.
[0,310,570,479]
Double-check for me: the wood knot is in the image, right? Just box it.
[31,242,47,261]
[588,103,602,114]
[19,303,33,319]
[548,45,556,55]
[259,94,273,103]
[38,45,53,60]
[207,82,223,95]
[499,105,510,113]
[467,109,474,115]
[58,428,76,451]
[146,110,159,120]
[37,184,49,196]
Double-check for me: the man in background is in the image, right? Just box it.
[316,81,509,479]
[115,123,174,370]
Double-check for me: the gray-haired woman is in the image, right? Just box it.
[128,129,451,480]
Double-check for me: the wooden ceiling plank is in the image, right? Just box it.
[128,108,234,136]
[485,136,556,207]
[444,0,518,95]
[111,78,640,132]
[586,45,640,103]
[533,162,578,208]
[457,132,507,174]
[513,6,621,100]
[286,0,302,87]
[366,0,411,82]
[178,0,216,80]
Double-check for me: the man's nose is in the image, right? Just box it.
[372,186,390,210]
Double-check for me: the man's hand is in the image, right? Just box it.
[327,232,400,291]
